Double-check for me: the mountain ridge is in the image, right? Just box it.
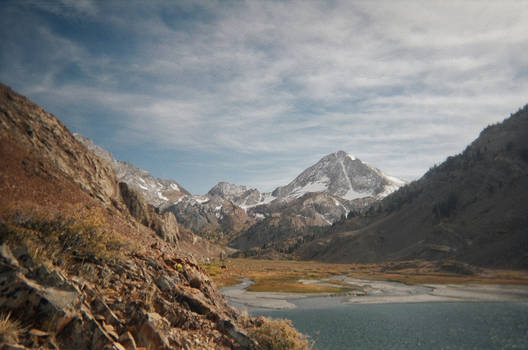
[299,106,528,268]
[75,134,403,240]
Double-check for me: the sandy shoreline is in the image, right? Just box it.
[221,276,528,310]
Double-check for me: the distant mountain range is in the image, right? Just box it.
[4,82,526,272]
[76,134,405,243]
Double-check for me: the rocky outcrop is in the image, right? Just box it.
[162,196,255,242]
[207,182,270,209]
[119,182,180,244]
[0,242,257,349]
[0,84,119,207]
[74,134,190,208]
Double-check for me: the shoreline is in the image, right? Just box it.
[221,276,528,311]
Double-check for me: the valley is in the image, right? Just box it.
[2,2,527,349]
[1,82,527,350]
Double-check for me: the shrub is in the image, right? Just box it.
[0,313,24,344]
[0,205,125,266]
[245,316,312,350]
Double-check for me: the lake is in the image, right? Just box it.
[253,302,528,349]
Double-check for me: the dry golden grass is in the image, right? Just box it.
[239,313,312,350]
[206,258,528,293]
[0,313,24,344]
[0,205,126,268]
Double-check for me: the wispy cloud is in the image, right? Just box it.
[1,0,527,192]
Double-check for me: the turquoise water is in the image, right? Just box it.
[253,302,528,349]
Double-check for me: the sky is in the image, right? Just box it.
[1,0,527,194]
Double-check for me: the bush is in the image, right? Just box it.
[245,316,312,350]
[0,313,24,344]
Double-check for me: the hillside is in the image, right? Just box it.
[0,83,309,349]
[300,106,528,268]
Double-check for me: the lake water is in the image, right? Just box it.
[253,302,528,349]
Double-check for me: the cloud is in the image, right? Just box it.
[1,0,527,192]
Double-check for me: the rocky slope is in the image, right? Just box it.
[161,195,255,243]
[75,134,190,207]
[230,192,376,254]
[0,83,296,349]
[74,138,255,239]
[299,106,528,268]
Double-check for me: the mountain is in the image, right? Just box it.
[75,133,190,207]
[75,133,404,248]
[208,152,404,209]
[73,137,256,238]
[162,195,255,242]
[272,151,405,201]
[226,152,403,254]
[207,181,275,209]
[299,106,528,268]
[0,83,291,349]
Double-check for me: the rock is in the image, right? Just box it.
[0,345,30,350]
[119,182,180,244]
[154,275,174,293]
[28,329,48,337]
[219,319,257,349]
[0,244,20,269]
[118,331,137,350]
[0,269,79,332]
[135,312,171,350]
[119,182,151,227]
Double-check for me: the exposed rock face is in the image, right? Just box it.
[119,182,180,244]
[300,106,528,268]
[75,133,190,208]
[162,196,255,242]
[0,83,119,208]
[0,243,256,349]
[75,133,403,245]
[230,192,376,252]
[207,182,272,209]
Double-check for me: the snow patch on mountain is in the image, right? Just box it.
[272,150,405,202]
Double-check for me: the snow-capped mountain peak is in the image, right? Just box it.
[272,151,405,201]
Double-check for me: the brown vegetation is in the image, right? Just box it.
[207,258,528,292]
[240,313,312,350]
[0,313,24,344]
[1,204,126,267]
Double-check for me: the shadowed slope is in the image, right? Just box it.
[300,106,528,268]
